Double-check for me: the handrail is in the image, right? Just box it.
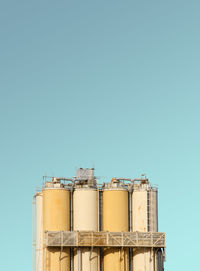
[45,231,166,248]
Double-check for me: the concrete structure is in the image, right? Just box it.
[132,179,160,271]
[103,179,129,271]
[73,168,99,271]
[43,179,70,271]
[34,169,165,271]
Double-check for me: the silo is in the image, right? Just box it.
[73,168,99,271]
[43,179,70,271]
[103,179,129,271]
[132,179,158,271]
[36,192,43,271]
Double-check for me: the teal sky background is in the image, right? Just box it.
[0,0,199,270]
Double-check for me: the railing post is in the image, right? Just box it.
[76,231,79,247]
[136,231,138,246]
[61,231,63,247]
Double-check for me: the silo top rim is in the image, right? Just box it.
[102,188,128,191]
[102,178,129,190]
[43,187,70,191]
[74,187,97,191]
[132,187,158,192]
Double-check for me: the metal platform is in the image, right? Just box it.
[45,231,166,248]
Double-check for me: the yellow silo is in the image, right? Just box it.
[43,180,70,271]
[103,179,129,271]
[132,180,158,271]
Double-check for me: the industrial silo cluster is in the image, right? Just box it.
[33,168,165,271]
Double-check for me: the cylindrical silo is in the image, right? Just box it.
[73,168,99,271]
[43,180,70,271]
[132,179,158,271]
[73,188,99,271]
[103,179,129,271]
[36,192,43,271]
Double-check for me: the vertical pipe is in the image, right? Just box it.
[153,249,156,271]
[97,188,99,231]
[100,249,104,271]
[70,188,73,230]
[70,188,74,271]
[99,190,103,231]
[129,189,132,231]
[129,189,133,271]
[78,249,82,271]
[99,190,103,271]
[157,249,164,271]
[149,189,159,270]
[156,191,158,232]
[97,188,100,271]
[147,191,150,232]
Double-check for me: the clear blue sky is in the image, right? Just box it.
[0,0,199,270]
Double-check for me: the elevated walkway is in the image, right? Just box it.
[45,231,166,248]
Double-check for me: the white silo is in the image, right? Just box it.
[73,168,99,271]
[132,178,158,271]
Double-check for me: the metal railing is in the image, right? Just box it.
[45,231,165,248]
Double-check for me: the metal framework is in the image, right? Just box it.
[45,231,165,248]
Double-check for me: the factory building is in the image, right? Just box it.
[33,168,165,271]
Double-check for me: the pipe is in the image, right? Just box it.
[129,249,133,271]
[128,189,132,232]
[70,188,73,231]
[70,187,74,271]
[99,190,103,271]
[147,191,150,232]
[153,249,156,271]
[128,189,133,271]
[100,249,103,271]
[97,188,99,232]
[99,190,103,231]
[97,188,100,271]
[156,190,158,231]
[78,249,82,271]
